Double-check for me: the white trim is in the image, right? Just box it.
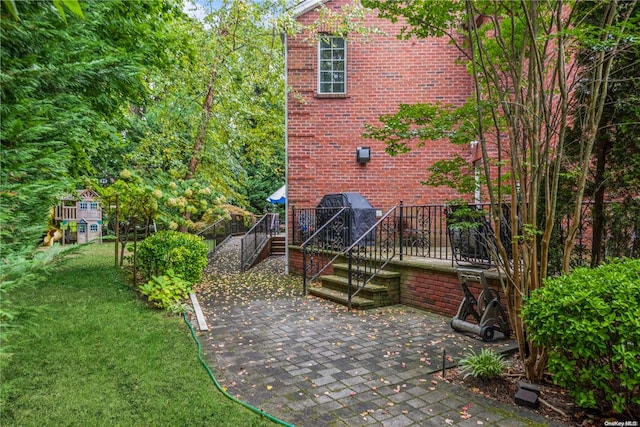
[290,0,330,18]
[284,32,290,275]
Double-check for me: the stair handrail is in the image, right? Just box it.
[240,213,275,271]
[197,215,247,253]
[197,218,225,236]
[300,207,350,295]
[345,205,399,310]
[269,213,280,236]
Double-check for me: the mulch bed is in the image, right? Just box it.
[434,352,634,427]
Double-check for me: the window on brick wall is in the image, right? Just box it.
[318,36,346,94]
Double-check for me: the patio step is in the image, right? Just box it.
[308,285,377,310]
[308,263,400,309]
[270,236,286,255]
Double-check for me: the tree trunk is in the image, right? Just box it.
[186,67,218,180]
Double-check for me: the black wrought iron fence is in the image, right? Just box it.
[398,204,450,260]
[240,213,279,271]
[197,214,248,252]
[300,207,350,294]
[550,201,639,273]
[345,206,398,309]
[292,207,352,245]
[293,201,637,273]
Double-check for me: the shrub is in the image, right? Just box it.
[139,269,192,310]
[458,348,509,380]
[135,230,208,285]
[523,259,640,416]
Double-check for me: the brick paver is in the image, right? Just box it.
[192,237,567,427]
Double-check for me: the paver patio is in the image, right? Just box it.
[191,237,567,427]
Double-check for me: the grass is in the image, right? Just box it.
[0,243,277,427]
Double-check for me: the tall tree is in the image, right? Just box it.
[0,0,188,256]
[565,2,640,265]
[124,0,286,217]
[362,0,638,380]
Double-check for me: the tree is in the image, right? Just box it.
[1,0,189,256]
[362,0,638,381]
[123,0,286,217]
[565,2,640,265]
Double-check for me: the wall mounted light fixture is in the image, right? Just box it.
[356,146,371,163]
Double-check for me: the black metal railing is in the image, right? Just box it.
[301,207,350,294]
[345,206,398,309]
[240,213,279,271]
[292,201,638,278]
[197,214,249,252]
[292,207,351,245]
[398,204,450,260]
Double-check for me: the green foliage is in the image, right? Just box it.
[135,231,208,285]
[523,259,640,416]
[155,176,225,231]
[458,348,509,380]
[361,0,639,384]
[363,102,475,156]
[0,245,78,369]
[1,0,189,258]
[423,157,478,195]
[123,0,286,213]
[1,0,84,21]
[138,270,192,310]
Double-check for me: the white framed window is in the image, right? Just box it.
[90,224,99,233]
[90,202,99,210]
[318,36,346,94]
[78,224,87,233]
[79,202,88,210]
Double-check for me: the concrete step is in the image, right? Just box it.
[312,268,400,309]
[320,274,389,299]
[308,286,377,310]
[331,263,401,281]
[270,236,286,255]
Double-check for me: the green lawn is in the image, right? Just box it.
[1,243,277,427]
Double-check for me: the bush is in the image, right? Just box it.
[139,269,192,310]
[523,259,640,416]
[136,231,208,284]
[458,348,509,380]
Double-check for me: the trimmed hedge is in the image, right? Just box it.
[523,259,640,416]
[136,231,208,285]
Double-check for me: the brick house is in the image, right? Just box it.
[285,0,474,212]
[283,0,496,318]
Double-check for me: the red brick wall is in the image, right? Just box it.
[287,0,474,213]
[397,266,505,317]
[289,246,506,318]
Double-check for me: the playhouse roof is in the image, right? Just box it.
[60,189,100,201]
